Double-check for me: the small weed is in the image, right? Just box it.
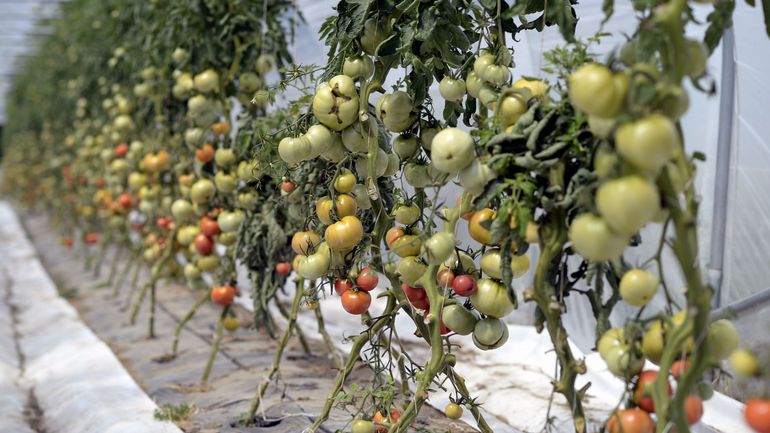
[154,403,199,423]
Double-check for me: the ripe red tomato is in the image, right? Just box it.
[671,359,690,380]
[211,285,236,305]
[194,234,215,255]
[85,232,100,245]
[607,409,654,433]
[114,143,129,158]
[195,143,215,163]
[452,274,477,296]
[62,237,74,247]
[373,407,401,433]
[746,399,770,433]
[275,261,292,275]
[199,216,221,236]
[402,283,428,309]
[685,394,704,425]
[334,278,353,295]
[117,193,133,209]
[156,217,173,230]
[341,290,371,315]
[437,268,455,288]
[281,180,296,193]
[94,178,106,189]
[634,370,671,413]
[440,319,450,335]
[356,267,379,291]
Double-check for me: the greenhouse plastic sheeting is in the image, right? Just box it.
[0,202,182,433]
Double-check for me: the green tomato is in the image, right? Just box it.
[278,136,312,165]
[190,179,216,204]
[319,133,347,163]
[568,63,627,118]
[376,91,414,132]
[193,68,219,93]
[684,39,707,78]
[394,203,421,225]
[304,124,334,158]
[420,126,440,151]
[214,171,237,194]
[214,148,237,167]
[390,235,422,258]
[354,148,389,178]
[569,214,628,262]
[176,225,200,246]
[497,93,528,127]
[472,318,509,350]
[423,232,456,265]
[171,199,196,222]
[443,250,476,275]
[255,53,275,74]
[442,304,477,335]
[619,269,658,307]
[470,279,515,318]
[218,210,245,233]
[593,144,618,179]
[597,327,644,377]
[458,159,495,196]
[596,175,660,236]
[197,255,220,273]
[219,231,237,246]
[403,162,432,189]
[439,77,466,102]
[295,243,331,280]
[480,64,511,86]
[312,75,359,131]
[707,319,739,361]
[466,71,484,99]
[184,263,201,280]
[730,349,760,376]
[397,256,427,286]
[430,128,475,174]
[342,118,378,153]
[615,114,677,173]
[239,72,263,93]
[510,254,530,278]
[172,47,187,64]
[184,128,205,146]
[473,53,495,77]
[343,55,374,80]
[393,134,420,160]
[360,18,387,55]
[352,419,375,433]
[480,249,503,280]
[588,115,616,139]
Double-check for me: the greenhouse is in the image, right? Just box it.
[0,0,769,432]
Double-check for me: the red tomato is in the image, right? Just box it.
[211,285,236,305]
[62,237,74,247]
[156,217,172,230]
[114,143,129,158]
[402,283,427,303]
[634,370,671,413]
[373,407,401,433]
[85,232,100,245]
[334,278,353,295]
[440,319,450,335]
[195,143,215,163]
[94,178,106,189]
[437,268,455,288]
[685,394,704,425]
[356,267,379,291]
[199,216,221,236]
[275,261,292,275]
[452,274,477,296]
[385,226,405,246]
[746,399,770,433]
[117,193,133,209]
[341,290,371,315]
[194,234,215,255]
[607,409,654,433]
[281,180,296,193]
[671,359,690,380]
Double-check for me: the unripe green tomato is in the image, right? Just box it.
[420,126,440,151]
[393,203,421,225]
[360,18,386,55]
[615,114,677,174]
[190,179,216,204]
[472,317,509,350]
[333,169,357,194]
[351,419,375,433]
[403,162,432,189]
[512,78,549,98]
[319,133,347,163]
[442,304,477,335]
[477,86,498,108]
[352,184,372,210]
[342,118,378,153]
[128,172,147,191]
[397,256,427,286]
[393,134,420,160]
[197,255,220,272]
[445,403,464,420]
[466,71,484,98]
[218,210,245,232]
[384,153,400,177]
[568,214,628,262]
[239,72,263,93]
[684,39,707,78]
[619,269,658,307]
[473,53,496,77]
[588,116,616,139]
[172,47,187,64]
[313,76,359,131]
[707,319,739,361]
[458,159,495,196]
[480,64,511,86]
[193,69,219,93]
[218,231,237,246]
[343,55,374,80]
[376,91,414,132]
[304,124,334,158]
[510,254,530,278]
[439,77,466,102]
[497,93,528,127]
[184,263,201,280]
[214,148,237,167]
[593,144,618,180]
[255,53,275,74]
[354,148,388,178]
[171,199,196,222]
[176,225,200,246]
[430,128,475,174]
[480,249,503,279]
[423,232,456,265]
[596,175,660,236]
[470,279,515,318]
[214,171,237,194]
[278,136,312,165]
[184,128,205,146]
